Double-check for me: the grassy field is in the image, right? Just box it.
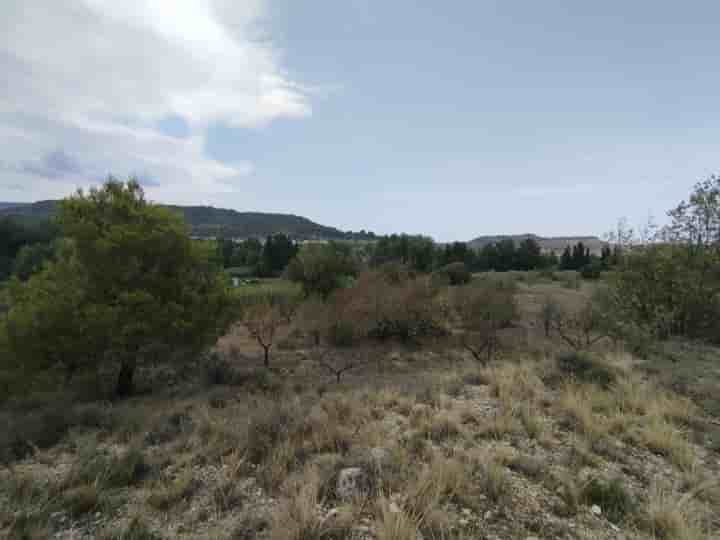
[2,278,719,539]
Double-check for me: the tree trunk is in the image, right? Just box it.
[116,360,136,397]
[263,346,270,368]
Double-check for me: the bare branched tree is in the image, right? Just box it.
[242,301,286,367]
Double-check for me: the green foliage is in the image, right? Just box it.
[12,240,57,281]
[3,178,231,396]
[371,234,437,273]
[556,351,618,388]
[258,234,298,277]
[581,477,636,524]
[435,261,471,286]
[286,242,357,299]
[0,217,58,281]
[610,244,720,341]
[580,259,603,280]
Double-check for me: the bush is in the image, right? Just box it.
[581,477,636,524]
[580,261,603,280]
[0,402,74,462]
[556,351,617,388]
[436,262,471,286]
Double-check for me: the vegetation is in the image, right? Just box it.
[1,179,231,397]
[2,175,720,539]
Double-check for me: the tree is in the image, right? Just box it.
[560,246,572,270]
[539,294,560,338]
[454,282,517,364]
[241,300,285,367]
[12,240,57,280]
[286,243,357,299]
[3,179,230,396]
[495,239,517,272]
[515,238,543,270]
[666,174,720,251]
[371,234,437,273]
[552,300,606,351]
[259,234,298,276]
[436,261,471,286]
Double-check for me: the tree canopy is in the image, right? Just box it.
[3,178,231,396]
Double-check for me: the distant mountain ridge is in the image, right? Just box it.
[0,200,373,241]
[469,233,605,255]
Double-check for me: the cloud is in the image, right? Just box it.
[0,0,310,200]
[20,149,84,180]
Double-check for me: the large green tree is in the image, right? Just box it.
[286,242,357,299]
[3,179,230,396]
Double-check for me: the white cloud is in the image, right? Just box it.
[0,0,310,200]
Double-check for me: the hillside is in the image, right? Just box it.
[0,201,370,241]
[469,233,606,255]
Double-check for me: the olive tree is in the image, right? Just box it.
[3,179,231,396]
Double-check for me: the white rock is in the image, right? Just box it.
[591,504,602,516]
[461,508,472,516]
[389,501,401,514]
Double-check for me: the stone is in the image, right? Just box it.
[336,467,370,500]
[591,504,602,516]
[388,501,401,514]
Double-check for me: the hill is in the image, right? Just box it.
[0,200,372,241]
[469,233,605,255]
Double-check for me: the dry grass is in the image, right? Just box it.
[637,416,696,471]
[146,470,196,511]
[557,383,609,444]
[643,483,712,540]
[375,498,422,540]
[270,466,354,540]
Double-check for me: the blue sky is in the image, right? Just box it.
[1,1,718,241]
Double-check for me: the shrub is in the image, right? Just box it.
[146,471,197,510]
[66,444,148,489]
[435,262,471,286]
[202,351,237,386]
[580,261,603,280]
[581,477,636,524]
[101,517,160,540]
[556,351,618,388]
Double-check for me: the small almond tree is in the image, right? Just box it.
[552,300,606,351]
[242,300,285,367]
[455,282,517,364]
[539,294,560,338]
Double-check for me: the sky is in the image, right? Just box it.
[1,1,718,241]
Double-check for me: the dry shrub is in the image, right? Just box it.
[347,271,446,342]
[643,483,712,540]
[557,383,609,444]
[375,498,422,540]
[637,416,696,471]
[270,466,354,540]
[477,406,518,440]
[421,411,463,443]
[146,470,197,511]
